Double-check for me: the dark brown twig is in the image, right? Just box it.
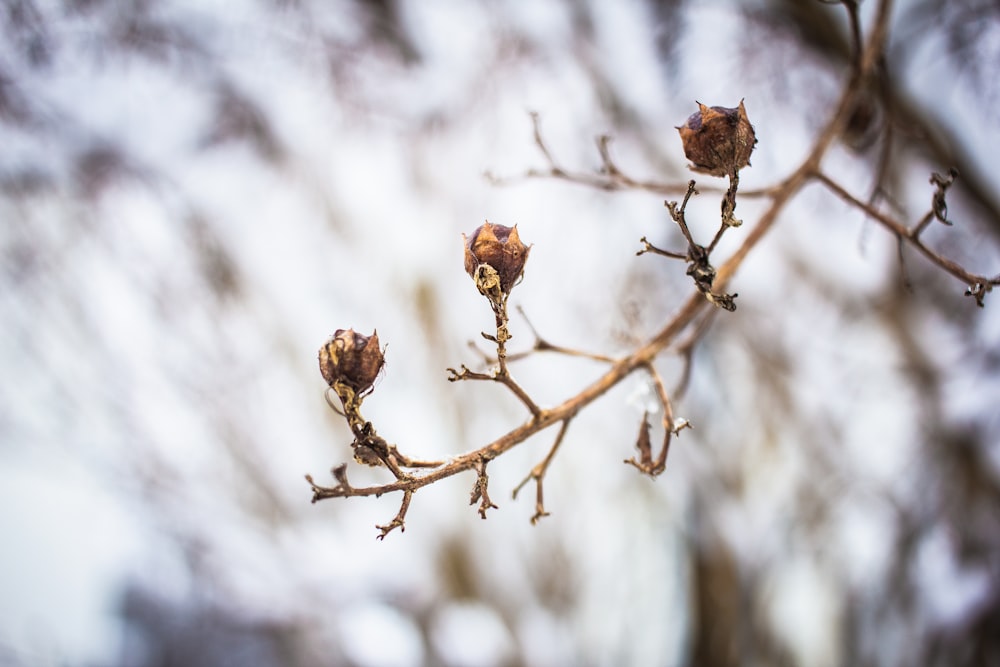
[470,458,499,519]
[376,489,413,539]
[638,181,738,311]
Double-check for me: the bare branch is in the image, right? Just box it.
[512,419,572,524]
[515,305,617,363]
[447,281,542,417]
[638,181,738,311]
[813,170,997,304]
[484,112,775,198]
[307,0,998,536]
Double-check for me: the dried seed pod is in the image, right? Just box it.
[462,221,530,294]
[318,329,384,394]
[677,100,756,177]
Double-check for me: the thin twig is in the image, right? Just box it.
[470,458,499,519]
[447,364,542,418]
[512,418,572,524]
[670,309,718,399]
[516,305,617,363]
[813,170,996,303]
[484,112,776,198]
[376,489,413,540]
[646,363,676,435]
[623,363,689,476]
[643,181,738,311]
[447,291,543,417]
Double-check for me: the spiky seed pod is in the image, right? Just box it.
[462,221,530,294]
[677,100,757,177]
[318,329,384,395]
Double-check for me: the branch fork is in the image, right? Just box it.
[638,180,739,311]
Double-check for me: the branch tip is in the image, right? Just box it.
[375,490,413,540]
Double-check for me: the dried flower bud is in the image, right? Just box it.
[677,100,756,177]
[318,329,384,395]
[462,221,530,294]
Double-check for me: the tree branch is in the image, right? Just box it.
[307,0,997,536]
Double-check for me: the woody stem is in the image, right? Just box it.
[493,295,540,417]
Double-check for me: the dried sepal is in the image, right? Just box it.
[624,411,673,476]
[966,280,995,308]
[463,221,531,295]
[318,329,385,396]
[677,100,757,177]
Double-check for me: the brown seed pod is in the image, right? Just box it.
[318,329,384,394]
[462,221,530,294]
[677,100,756,177]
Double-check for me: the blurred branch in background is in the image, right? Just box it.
[2,1,999,666]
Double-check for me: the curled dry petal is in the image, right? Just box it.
[318,329,385,394]
[677,100,757,177]
[463,221,530,294]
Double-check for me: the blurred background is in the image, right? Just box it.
[2,1,1000,665]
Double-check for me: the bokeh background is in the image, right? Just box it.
[2,1,1000,665]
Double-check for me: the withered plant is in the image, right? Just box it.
[307,0,999,539]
